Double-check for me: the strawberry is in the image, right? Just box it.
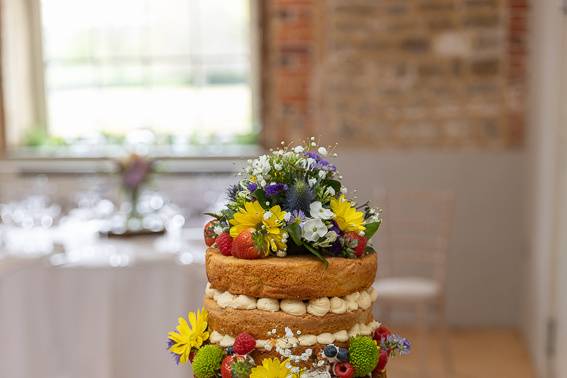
[373,350,389,375]
[373,325,391,344]
[231,230,263,259]
[204,220,218,246]
[221,355,235,378]
[232,332,256,355]
[334,362,354,378]
[345,231,368,257]
[215,232,233,256]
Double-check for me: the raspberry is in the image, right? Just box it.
[232,332,256,355]
[373,325,391,344]
[215,232,233,256]
[334,362,354,378]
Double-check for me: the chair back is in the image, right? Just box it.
[373,190,455,290]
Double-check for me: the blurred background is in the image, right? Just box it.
[0,0,565,377]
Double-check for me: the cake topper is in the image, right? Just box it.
[204,138,382,265]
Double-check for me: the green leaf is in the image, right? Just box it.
[287,223,303,246]
[364,245,376,254]
[364,220,381,239]
[254,189,269,209]
[304,243,329,268]
[203,212,222,220]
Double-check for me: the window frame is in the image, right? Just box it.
[0,0,262,160]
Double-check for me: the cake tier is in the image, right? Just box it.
[205,248,377,299]
[205,297,374,339]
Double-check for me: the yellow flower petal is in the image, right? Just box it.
[167,308,210,365]
[330,195,366,233]
[250,358,295,378]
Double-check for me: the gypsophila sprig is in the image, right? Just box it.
[203,138,382,263]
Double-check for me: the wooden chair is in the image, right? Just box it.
[373,190,456,378]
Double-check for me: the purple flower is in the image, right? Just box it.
[383,334,411,356]
[305,151,320,160]
[329,222,343,255]
[289,210,305,224]
[167,338,181,365]
[315,160,337,172]
[304,151,336,172]
[265,183,287,197]
[247,182,258,192]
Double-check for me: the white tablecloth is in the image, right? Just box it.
[0,249,207,378]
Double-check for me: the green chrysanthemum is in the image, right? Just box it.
[231,359,253,378]
[191,345,224,378]
[348,336,379,377]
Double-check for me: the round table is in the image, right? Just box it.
[0,237,206,378]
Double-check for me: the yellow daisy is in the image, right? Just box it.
[229,201,287,254]
[167,308,209,364]
[330,195,366,233]
[250,358,298,378]
[229,201,265,237]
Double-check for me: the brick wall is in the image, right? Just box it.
[262,0,527,148]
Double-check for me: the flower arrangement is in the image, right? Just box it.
[204,138,382,264]
[117,153,154,216]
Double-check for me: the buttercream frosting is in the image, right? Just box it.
[280,299,307,316]
[330,297,347,314]
[209,320,382,349]
[234,294,257,310]
[316,333,335,344]
[257,298,280,312]
[207,283,378,317]
[333,330,349,342]
[307,297,331,317]
[298,334,317,346]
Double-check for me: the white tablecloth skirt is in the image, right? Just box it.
[0,260,206,378]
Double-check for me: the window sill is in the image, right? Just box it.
[0,145,263,175]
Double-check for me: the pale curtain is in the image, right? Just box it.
[1,0,46,146]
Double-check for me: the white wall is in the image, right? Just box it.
[524,2,563,377]
[336,150,526,327]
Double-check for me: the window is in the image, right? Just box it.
[2,0,257,154]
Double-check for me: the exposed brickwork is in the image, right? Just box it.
[261,0,318,147]
[261,0,526,148]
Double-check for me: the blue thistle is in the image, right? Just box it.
[285,180,314,213]
[226,184,240,201]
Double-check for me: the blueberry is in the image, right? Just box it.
[323,344,338,358]
[336,347,349,362]
[226,346,234,355]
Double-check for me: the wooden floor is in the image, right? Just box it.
[386,328,535,378]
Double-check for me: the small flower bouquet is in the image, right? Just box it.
[204,138,382,264]
[117,153,154,217]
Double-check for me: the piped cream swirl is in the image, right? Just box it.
[208,320,382,349]
[205,283,378,317]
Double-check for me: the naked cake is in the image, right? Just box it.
[167,139,410,377]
